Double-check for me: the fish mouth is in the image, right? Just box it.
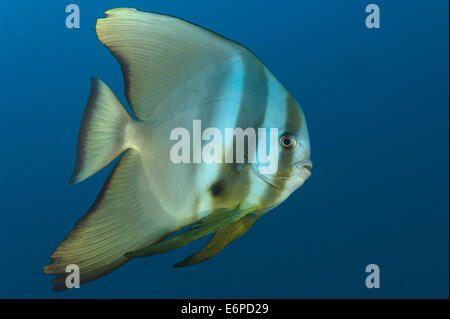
[252,160,312,190]
[295,160,313,171]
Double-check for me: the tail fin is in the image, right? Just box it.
[70,78,133,184]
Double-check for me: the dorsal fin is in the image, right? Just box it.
[96,8,251,120]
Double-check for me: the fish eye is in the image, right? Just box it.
[280,135,296,149]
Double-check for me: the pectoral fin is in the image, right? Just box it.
[125,207,243,258]
[173,214,260,267]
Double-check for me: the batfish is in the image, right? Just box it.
[44,8,312,290]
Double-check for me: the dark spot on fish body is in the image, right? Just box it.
[210,179,225,197]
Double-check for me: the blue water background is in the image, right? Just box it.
[0,0,448,298]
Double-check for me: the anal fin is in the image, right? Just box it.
[44,149,171,290]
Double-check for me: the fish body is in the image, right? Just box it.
[44,8,312,290]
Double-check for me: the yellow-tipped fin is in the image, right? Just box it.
[174,214,260,267]
[125,207,246,259]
